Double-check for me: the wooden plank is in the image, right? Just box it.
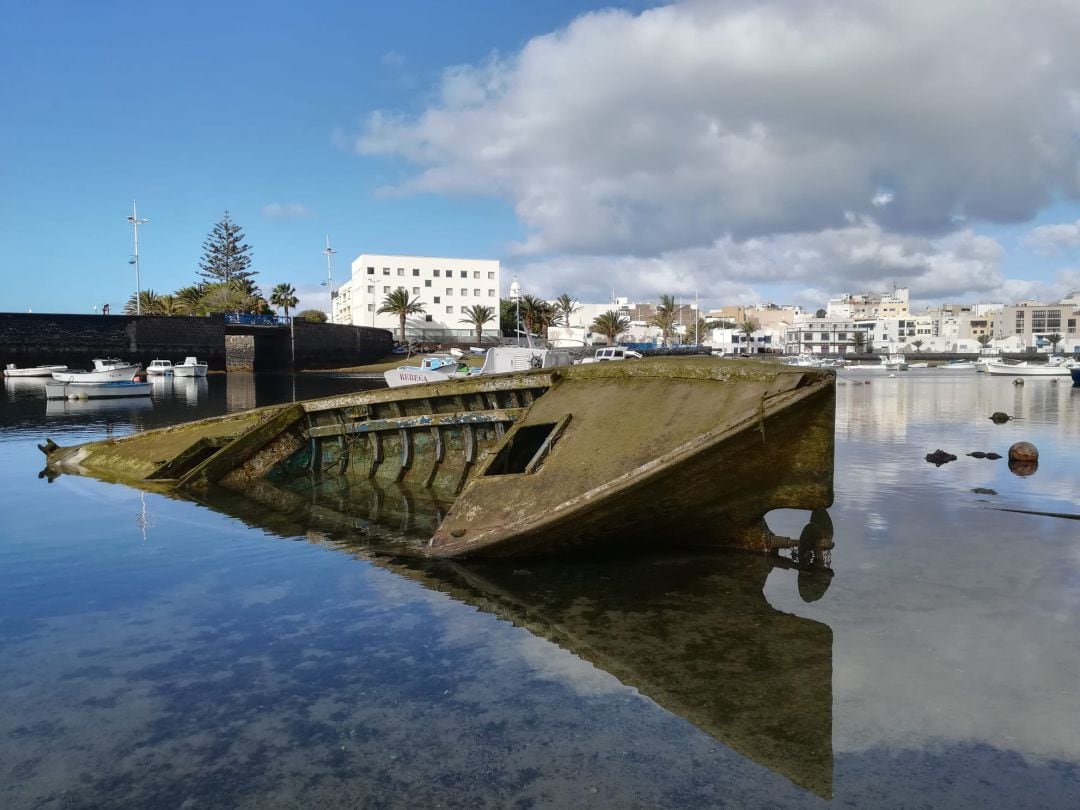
[303,408,526,439]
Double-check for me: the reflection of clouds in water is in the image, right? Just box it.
[511,633,635,698]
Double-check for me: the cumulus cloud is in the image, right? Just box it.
[261,203,313,221]
[354,0,1080,257]
[1024,220,1080,253]
[509,220,1021,307]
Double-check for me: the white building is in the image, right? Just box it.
[826,287,910,320]
[334,254,501,340]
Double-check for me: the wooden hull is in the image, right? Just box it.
[40,358,835,558]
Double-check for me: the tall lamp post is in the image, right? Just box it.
[321,235,336,324]
[127,201,148,315]
[509,275,523,347]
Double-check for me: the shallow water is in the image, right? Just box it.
[1,370,1078,808]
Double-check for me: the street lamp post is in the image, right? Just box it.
[509,276,523,347]
[127,201,148,315]
[321,235,337,324]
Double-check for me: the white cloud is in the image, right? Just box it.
[1023,219,1080,253]
[871,190,894,209]
[354,0,1080,257]
[261,203,313,221]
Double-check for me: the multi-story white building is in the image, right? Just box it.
[826,287,910,320]
[334,254,501,340]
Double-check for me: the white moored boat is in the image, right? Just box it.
[881,353,909,371]
[985,357,1074,377]
[173,357,208,377]
[146,359,174,375]
[4,363,69,378]
[385,347,572,388]
[45,381,153,400]
[51,358,140,383]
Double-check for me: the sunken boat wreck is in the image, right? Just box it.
[40,357,835,558]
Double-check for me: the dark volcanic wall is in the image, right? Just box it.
[0,313,393,372]
[291,320,393,370]
[0,313,227,371]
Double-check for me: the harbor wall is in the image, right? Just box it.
[0,313,393,372]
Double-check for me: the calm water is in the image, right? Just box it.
[1,370,1078,808]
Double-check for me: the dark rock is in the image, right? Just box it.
[1009,459,1039,477]
[1008,442,1039,463]
[989,412,1012,424]
[925,449,958,466]
[972,487,998,495]
[968,451,987,458]
[984,452,1002,460]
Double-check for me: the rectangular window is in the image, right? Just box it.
[412,287,419,294]
[460,271,468,278]
[473,271,480,279]
[1047,312,1061,330]
[424,279,431,287]
[446,306,454,314]
[434,296,441,304]
[473,288,480,296]
[488,271,495,280]
[366,267,374,275]
[382,267,390,275]
[383,286,390,293]
[366,285,373,293]
[461,288,468,296]
[412,268,420,276]
[488,289,495,297]
[397,268,404,276]
[367,304,374,312]
[837,333,847,340]
[425,315,432,322]
[434,269,440,277]
[446,288,453,296]
[820,333,829,341]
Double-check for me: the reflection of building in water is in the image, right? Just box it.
[194,479,836,798]
[226,373,257,413]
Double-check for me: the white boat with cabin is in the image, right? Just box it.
[173,357,208,378]
[385,346,572,388]
[880,353,909,371]
[4,363,69,378]
[146,359,174,376]
[51,358,140,383]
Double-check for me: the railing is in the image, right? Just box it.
[223,313,291,327]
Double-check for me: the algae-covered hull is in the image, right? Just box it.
[41,358,835,558]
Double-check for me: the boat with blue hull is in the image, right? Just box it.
[1072,366,1080,386]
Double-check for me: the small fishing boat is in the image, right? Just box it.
[880,353,908,371]
[41,358,835,559]
[44,380,153,400]
[985,356,1074,377]
[4,363,69,378]
[942,360,977,370]
[146,359,174,375]
[579,347,644,364]
[173,357,208,377]
[1072,366,1080,386]
[385,346,572,387]
[51,358,140,383]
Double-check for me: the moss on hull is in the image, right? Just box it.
[42,358,836,557]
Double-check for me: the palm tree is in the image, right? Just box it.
[124,289,162,315]
[519,294,553,342]
[155,294,185,316]
[650,294,683,347]
[459,304,495,344]
[377,287,426,343]
[551,293,580,327]
[976,334,993,348]
[912,339,924,352]
[740,318,760,355]
[175,284,208,315]
[1047,332,1064,353]
[269,283,299,318]
[591,310,630,345]
[851,331,867,354]
[692,318,723,346]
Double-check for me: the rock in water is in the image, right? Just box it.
[925,449,958,466]
[989,412,1012,424]
[972,487,998,495]
[968,451,987,458]
[1008,442,1038,463]
[985,452,1002,460]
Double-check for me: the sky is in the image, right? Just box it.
[3,0,1080,316]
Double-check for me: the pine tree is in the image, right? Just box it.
[198,212,256,285]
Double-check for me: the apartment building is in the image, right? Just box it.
[826,287,910,320]
[1000,294,1080,349]
[334,254,501,340]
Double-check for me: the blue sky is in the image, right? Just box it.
[3,1,1079,315]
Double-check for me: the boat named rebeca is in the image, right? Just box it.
[38,357,836,558]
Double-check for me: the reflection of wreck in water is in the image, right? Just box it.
[41,358,835,558]
[167,481,839,798]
